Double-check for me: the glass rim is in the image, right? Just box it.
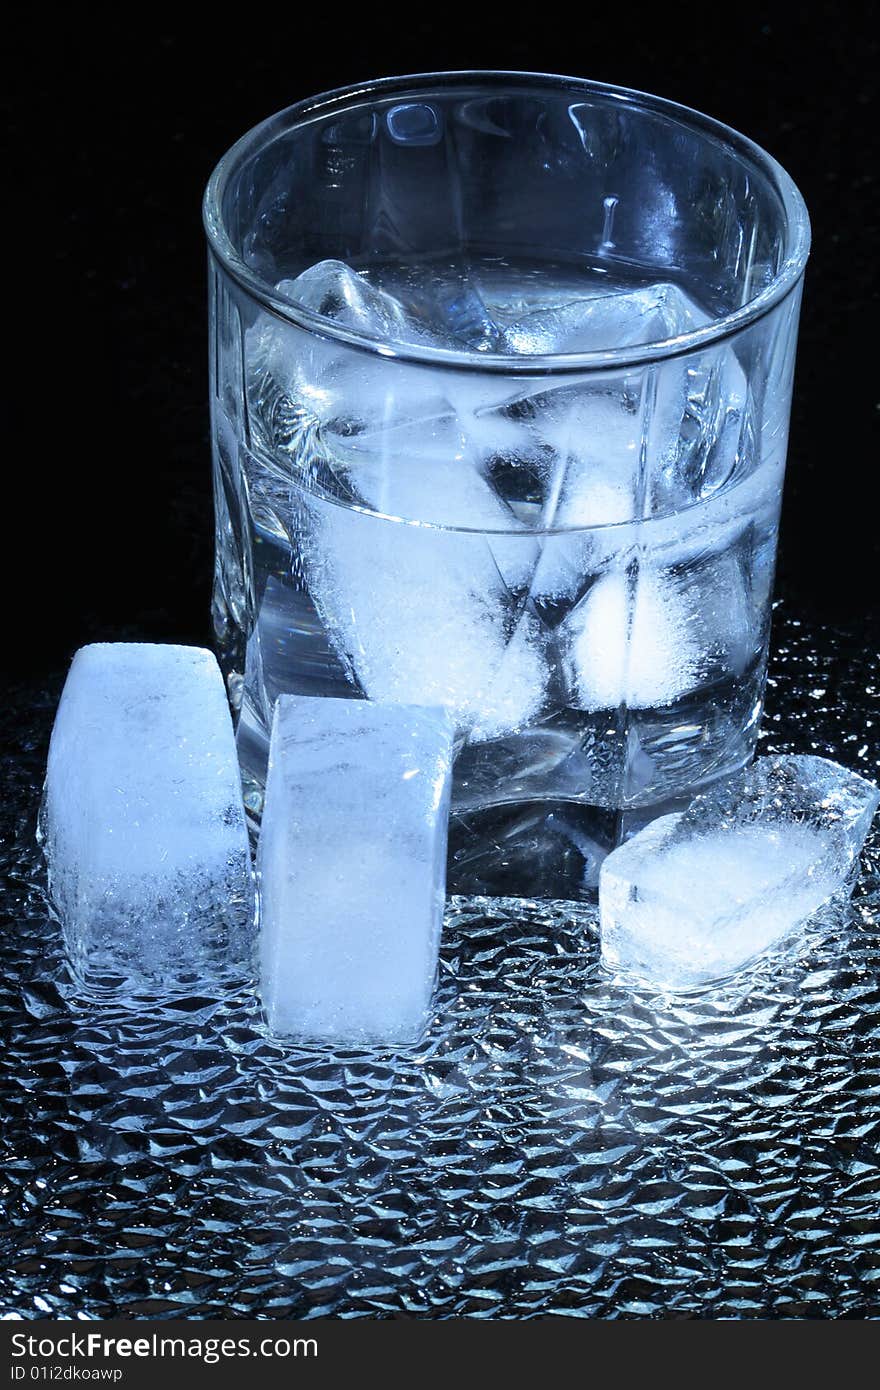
[203,69,811,375]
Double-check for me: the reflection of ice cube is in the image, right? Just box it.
[300,498,547,741]
[259,696,454,1043]
[564,550,752,711]
[42,645,254,988]
[600,755,880,988]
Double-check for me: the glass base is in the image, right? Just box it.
[446,796,693,900]
[237,695,748,901]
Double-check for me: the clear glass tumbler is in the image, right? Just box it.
[203,71,809,902]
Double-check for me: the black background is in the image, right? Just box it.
[8,7,879,679]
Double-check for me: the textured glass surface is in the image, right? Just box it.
[1,613,878,1319]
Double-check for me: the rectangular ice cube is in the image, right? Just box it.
[600,755,879,989]
[258,696,454,1043]
[41,644,254,990]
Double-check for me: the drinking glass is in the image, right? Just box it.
[203,71,809,900]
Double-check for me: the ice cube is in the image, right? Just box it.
[501,285,745,601]
[462,384,641,608]
[650,339,752,513]
[527,336,744,543]
[41,644,254,989]
[533,386,640,531]
[381,267,505,351]
[318,377,539,525]
[300,495,547,740]
[281,259,419,343]
[501,281,706,355]
[344,401,584,569]
[433,384,642,619]
[563,542,753,713]
[330,412,543,597]
[564,566,697,710]
[245,263,448,461]
[510,323,742,608]
[429,281,502,351]
[249,265,550,736]
[286,260,510,352]
[248,261,527,508]
[258,696,454,1043]
[333,413,520,530]
[600,755,880,989]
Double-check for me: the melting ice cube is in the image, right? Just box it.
[600,755,880,989]
[299,494,548,741]
[250,264,549,739]
[563,550,752,712]
[258,695,454,1043]
[248,261,757,740]
[281,259,419,343]
[41,644,254,990]
[500,280,706,355]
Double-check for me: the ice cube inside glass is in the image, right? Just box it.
[205,73,810,900]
